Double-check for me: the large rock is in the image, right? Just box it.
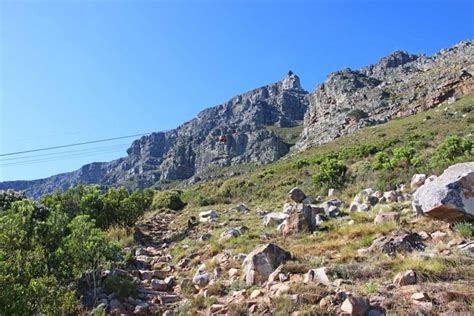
[242,243,292,286]
[262,212,289,227]
[283,204,317,234]
[288,187,307,203]
[412,162,474,222]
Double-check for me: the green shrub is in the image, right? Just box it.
[431,135,473,168]
[454,222,474,238]
[194,193,215,206]
[362,282,378,294]
[152,190,185,210]
[41,185,153,229]
[104,275,137,299]
[293,159,310,169]
[312,158,347,190]
[0,200,120,315]
[466,117,474,124]
[372,152,391,170]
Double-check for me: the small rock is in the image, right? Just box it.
[228,268,239,278]
[219,228,241,241]
[374,212,400,225]
[383,191,398,203]
[192,270,209,288]
[289,187,307,203]
[410,174,427,189]
[200,233,212,241]
[411,292,430,301]
[250,289,264,299]
[263,212,288,227]
[151,279,168,291]
[431,231,447,240]
[304,267,331,286]
[350,202,369,212]
[199,210,218,223]
[340,296,370,316]
[393,270,417,286]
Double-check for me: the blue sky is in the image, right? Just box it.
[0,0,473,181]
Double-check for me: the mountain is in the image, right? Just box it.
[295,39,473,150]
[0,72,309,198]
[1,40,473,198]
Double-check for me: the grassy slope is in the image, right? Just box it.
[149,94,474,314]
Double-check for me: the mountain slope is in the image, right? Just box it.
[296,39,473,150]
[1,40,473,198]
[0,72,309,198]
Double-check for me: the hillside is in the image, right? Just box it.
[1,40,473,198]
[1,74,473,315]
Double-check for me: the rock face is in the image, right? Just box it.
[296,40,474,150]
[0,72,309,198]
[1,40,473,198]
[412,162,474,222]
[242,243,292,286]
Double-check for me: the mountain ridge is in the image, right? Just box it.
[1,39,473,198]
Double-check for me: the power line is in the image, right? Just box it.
[0,132,153,157]
[0,147,126,167]
[0,143,130,162]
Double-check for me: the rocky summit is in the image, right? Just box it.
[1,40,473,198]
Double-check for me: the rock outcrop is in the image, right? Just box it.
[2,40,473,198]
[412,162,474,222]
[296,39,474,150]
[1,72,309,198]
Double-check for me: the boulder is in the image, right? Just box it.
[303,267,331,285]
[150,279,168,291]
[350,202,369,212]
[340,296,370,316]
[368,232,425,256]
[289,187,307,203]
[412,162,474,222]
[373,212,400,224]
[393,270,417,286]
[219,228,241,241]
[284,204,317,234]
[242,243,292,286]
[199,210,218,223]
[192,269,210,288]
[410,174,427,189]
[383,191,398,203]
[263,212,289,227]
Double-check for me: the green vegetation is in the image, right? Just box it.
[152,189,185,210]
[312,158,347,190]
[454,222,474,238]
[104,275,138,299]
[0,185,152,314]
[41,185,153,229]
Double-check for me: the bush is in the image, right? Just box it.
[293,159,310,169]
[431,135,473,169]
[41,185,153,229]
[0,199,120,314]
[312,158,347,190]
[104,275,137,299]
[152,190,184,210]
[193,193,215,206]
[454,222,474,238]
[372,152,391,170]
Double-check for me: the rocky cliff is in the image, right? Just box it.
[295,39,474,150]
[0,72,309,198]
[1,40,473,198]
